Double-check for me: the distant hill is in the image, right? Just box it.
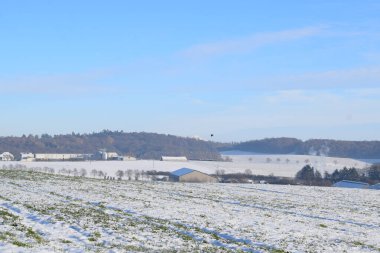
[0,131,221,161]
[2,132,379,161]
[219,138,380,159]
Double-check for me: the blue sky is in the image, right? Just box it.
[1,1,380,141]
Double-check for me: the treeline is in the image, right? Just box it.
[0,164,166,182]
[295,164,380,186]
[0,130,221,161]
[220,138,380,159]
[211,164,380,186]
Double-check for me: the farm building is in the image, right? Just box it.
[333,180,369,189]
[371,183,380,190]
[34,153,89,161]
[97,150,120,160]
[121,156,137,161]
[161,156,188,162]
[20,153,35,162]
[170,168,217,183]
[0,152,14,161]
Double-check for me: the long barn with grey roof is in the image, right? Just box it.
[333,180,370,189]
[170,168,217,183]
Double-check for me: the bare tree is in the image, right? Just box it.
[141,170,146,180]
[126,169,133,180]
[116,170,124,180]
[59,168,67,174]
[244,169,253,175]
[134,169,141,181]
[224,156,233,162]
[91,169,98,177]
[80,168,87,177]
[97,170,105,178]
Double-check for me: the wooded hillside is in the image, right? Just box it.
[221,138,380,159]
[0,131,221,161]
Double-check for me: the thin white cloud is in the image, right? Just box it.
[0,69,122,94]
[253,66,380,90]
[180,26,325,58]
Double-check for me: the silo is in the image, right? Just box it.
[102,151,108,160]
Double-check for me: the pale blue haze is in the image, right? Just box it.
[1,1,380,141]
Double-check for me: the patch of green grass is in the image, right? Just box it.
[211,233,220,240]
[319,224,328,228]
[353,241,365,246]
[26,227,44,243]
[0,195,11,201]
[351,241,380,252]
[60,239,72,244]
[12,240,29,247]
[0,209,17,219]
[271,249,289,253]
[88,237,97,242]
[181,233,193,241]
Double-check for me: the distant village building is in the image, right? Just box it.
[161,156,188,162]
[121,156,137,161]
[371,183,380,190]
[0,152,14,161]
[152,175,169,181]
[333,180,370,189]
[20,153,35,162]
[106,152,119,160]
[97,149,120,160]
[34,153,88,161]
[169,168,217,183]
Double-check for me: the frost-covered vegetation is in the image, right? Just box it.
[0,168,379,252]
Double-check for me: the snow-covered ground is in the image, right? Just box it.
[0,169,379,252]
[1,153,370,178]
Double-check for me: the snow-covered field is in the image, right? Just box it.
[0,169,379,252]
[1,154,370,178]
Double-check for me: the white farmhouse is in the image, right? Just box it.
[0,152,15,161]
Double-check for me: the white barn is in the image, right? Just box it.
[161,156,188,162]
[34,153,86,161]
[20,153,35,162]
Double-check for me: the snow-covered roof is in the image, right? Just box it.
[334,180,369,186]
[161,156,188,161]
[171,168,194,177]
[0,152,14,158]
[333,180,370,189]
